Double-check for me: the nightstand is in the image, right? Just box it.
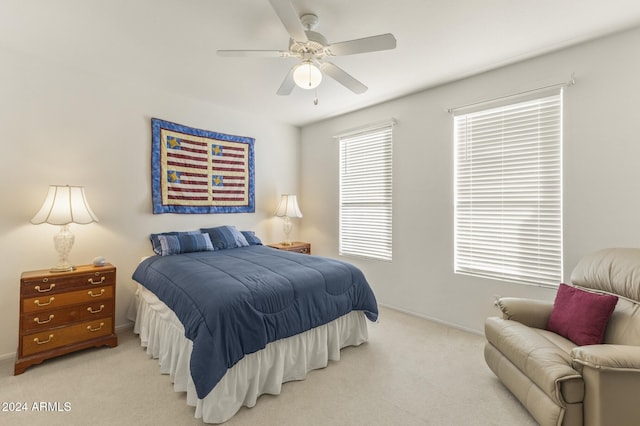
[267,241,311,255]
[15,264,118,375]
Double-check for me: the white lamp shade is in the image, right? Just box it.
[31,185,99,225]
[274,194,303,218]
[293,62,322,90]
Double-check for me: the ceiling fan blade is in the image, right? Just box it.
[276,66,296,96]
[217,50,290,58]
[268,0,308,42]
[325,33,396,56]
[320,62,368,94]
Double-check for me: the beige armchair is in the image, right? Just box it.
[484,248,640,426]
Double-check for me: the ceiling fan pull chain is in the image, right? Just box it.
[314,89,319,106]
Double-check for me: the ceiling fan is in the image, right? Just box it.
[217,0,397,96]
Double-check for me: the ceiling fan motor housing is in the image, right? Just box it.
[289,31,328,58]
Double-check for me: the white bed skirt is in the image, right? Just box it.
[132,285,370,424]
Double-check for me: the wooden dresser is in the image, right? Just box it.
[267,241,311,255]
[15,263,118,375]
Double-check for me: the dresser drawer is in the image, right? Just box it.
[21,269,115,298]
[22,318,113,356]
[23,286,113,314]
[22,301,114,332]
[289,246,310,254]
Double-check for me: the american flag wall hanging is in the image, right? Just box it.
[151,118,255,214]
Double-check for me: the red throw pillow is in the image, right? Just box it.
[546,283,618,346]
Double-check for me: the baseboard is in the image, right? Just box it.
[0,351,15,362]
[116,321,134,332]
[378,303,483,336]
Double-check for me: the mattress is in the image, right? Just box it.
[132,283,370,423]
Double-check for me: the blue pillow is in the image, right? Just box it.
[241,231,263,245]
[150,231,214,256]
[201,226,249,250]
[151,231,181,255]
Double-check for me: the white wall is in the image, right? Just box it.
[3,21,638,361]
[0,46,301,358]
[300,26,640,334]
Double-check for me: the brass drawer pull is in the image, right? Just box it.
[87,305,105,314]
[34,334,54,345]
[88,276,105,285]
[34,297,55,307]
[35,283,56,293]
[34,315,55,324]
[88,289,105,298]
[87,322,105,332]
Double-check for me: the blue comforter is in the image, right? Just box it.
[132,245,378,399]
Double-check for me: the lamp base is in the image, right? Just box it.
[281,217,293,247]
[51,224,76,273]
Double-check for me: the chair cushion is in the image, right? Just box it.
[547,283,618,346]
[485,317,584,405]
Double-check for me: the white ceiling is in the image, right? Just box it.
[2,0,640,127]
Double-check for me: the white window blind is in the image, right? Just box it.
[453,91,563,286]
[339,122,393,261]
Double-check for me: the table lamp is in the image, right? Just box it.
[274,194,303,246]
[31,185,99,272]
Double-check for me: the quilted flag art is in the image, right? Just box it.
[151,118,255,214]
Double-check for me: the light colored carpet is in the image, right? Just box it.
[0,307,535,425]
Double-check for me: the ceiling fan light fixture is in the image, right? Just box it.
[293,61,322,90]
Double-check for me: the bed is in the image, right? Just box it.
[130,227,378,423]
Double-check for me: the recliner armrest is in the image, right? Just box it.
[572,345,640,371]
[572,344,640,426]
[495,297,553,329]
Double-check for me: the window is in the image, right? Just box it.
[453,91,562,286]
[338,121,394,261]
